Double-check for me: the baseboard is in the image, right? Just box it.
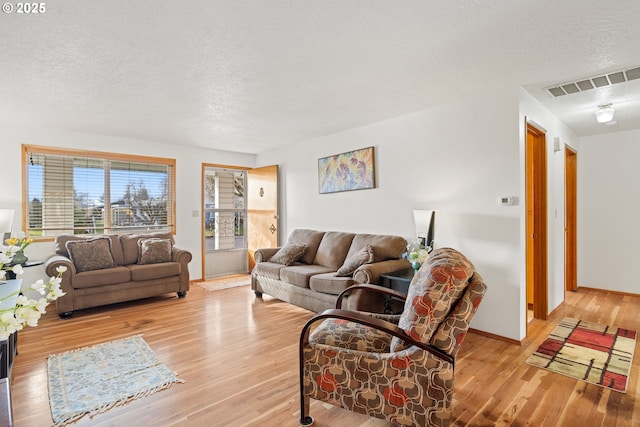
[548,301,565,318]
[577,286,640,297]
[469,328,521,346]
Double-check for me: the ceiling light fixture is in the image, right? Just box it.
[595,103,615,123]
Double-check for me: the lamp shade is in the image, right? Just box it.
[595,105,615,123]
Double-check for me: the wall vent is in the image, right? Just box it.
[546,66,640,97]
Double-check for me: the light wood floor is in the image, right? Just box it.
[10,285,640,427]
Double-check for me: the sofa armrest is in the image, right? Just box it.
[172,247,192,264]
[171,247,192,292]
[336,283,407,309]
[254,247,280,263]
[45,255,76,313]
[353,259,412,284]
[45,255,76,277]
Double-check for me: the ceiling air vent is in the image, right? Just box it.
[546,66,640,97]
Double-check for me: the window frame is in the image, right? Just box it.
[22,144,177,240]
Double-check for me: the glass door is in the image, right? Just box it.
[203,167,247,278]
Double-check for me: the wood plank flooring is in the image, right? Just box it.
[10,285,640,427]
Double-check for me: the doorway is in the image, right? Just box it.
[565,147,577,292]
[247,165,279,271]
[201,164,279,279]
[525,121,548,323]
[202,165,248,279]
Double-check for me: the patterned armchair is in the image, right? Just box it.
[298,248,487,426]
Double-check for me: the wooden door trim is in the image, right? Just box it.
[565,147,577,292]
[526,122,549,322]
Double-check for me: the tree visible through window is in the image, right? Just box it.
[23,145,176,237]
[203,167,246,251]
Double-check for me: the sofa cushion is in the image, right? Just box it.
[309,273,355,295]
[390,248,474,352]
[129,262,181,281]
[252,262,287,280]
[138,238,173,264]
[336,244,374,277]
[56,234,124,266]
[313,231,356,270]
[280,265,336,288]
[287,229,325,265]
[269,243,307,265]
[347,233,407,263]
[65,237,116,273]
[120,232,174,265]
[72,266,131,289]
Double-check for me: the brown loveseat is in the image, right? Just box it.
[251,229,410,313]
[45,232,192,319]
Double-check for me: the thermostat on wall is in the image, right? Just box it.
[499,196,517,206]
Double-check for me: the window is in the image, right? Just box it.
[23,145,176,238]
[203,167,246,251]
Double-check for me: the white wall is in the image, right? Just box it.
[258,88,527,340]
[1,125,256,286]
[578,129,640,293]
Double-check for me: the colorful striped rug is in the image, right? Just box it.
[525,317,636,392]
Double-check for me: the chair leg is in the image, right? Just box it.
[299,395,313,426]
[299,344,313,426]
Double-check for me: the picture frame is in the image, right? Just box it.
[318,146,376,194]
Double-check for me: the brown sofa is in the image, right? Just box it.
[251,229,410,312]
[45,232,192,319]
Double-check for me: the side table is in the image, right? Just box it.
[379,269,415,314]
[380,268,415,295]
[6,260,44,280]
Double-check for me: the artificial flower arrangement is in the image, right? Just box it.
[0,233,66,340]
[4,233,33,254]
[403,237,432,271]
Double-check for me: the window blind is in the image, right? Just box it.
[24,145,176,238]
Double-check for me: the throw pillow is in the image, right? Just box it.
[336,244,374,277]
[65,237,116,273]
[268,244,307,265]
[138,238,173,265]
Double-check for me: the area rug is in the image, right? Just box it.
[48,335,184,426]
[525,317,636,392]
[196,273,251,291]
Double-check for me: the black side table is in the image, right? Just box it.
[379,268,416,314]
[6,260,44,280]
[380,268,415,295]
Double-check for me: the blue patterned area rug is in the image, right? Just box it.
[48,335,184,426]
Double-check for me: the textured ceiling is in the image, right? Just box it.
[1,0,640,154]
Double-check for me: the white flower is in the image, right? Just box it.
[56,265,68,274]
[35,298,49,313]
[0,248,67,337]
[31,279,46,295]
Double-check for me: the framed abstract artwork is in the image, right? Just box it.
[318,146,376,194]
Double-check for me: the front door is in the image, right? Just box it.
[247,165,279,271]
